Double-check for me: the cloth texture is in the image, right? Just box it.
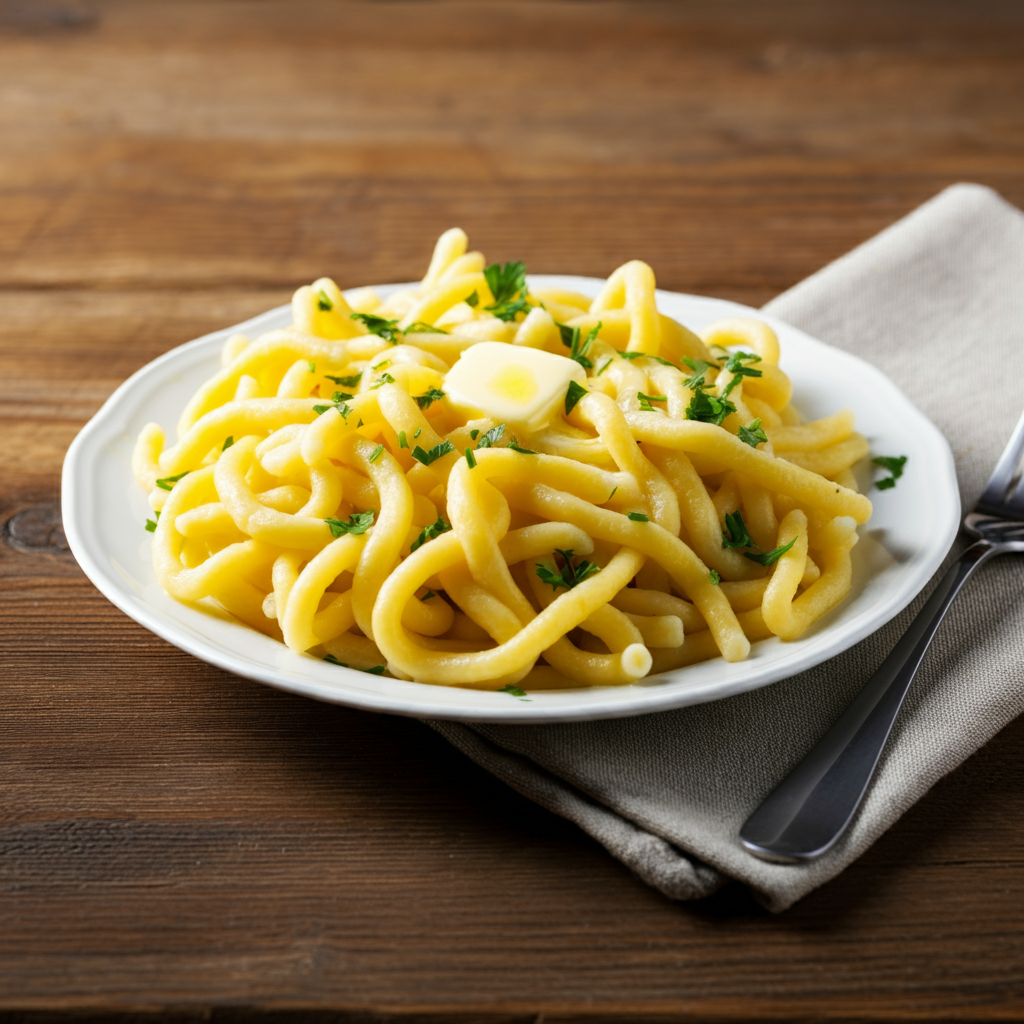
[429,184,1024,911]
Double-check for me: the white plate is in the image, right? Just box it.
[61,278,960,723]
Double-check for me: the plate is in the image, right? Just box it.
[61,278,960,722]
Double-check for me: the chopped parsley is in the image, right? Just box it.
[404,321,448,334]
[410,515,452,552]
[873,454,908,491]
[420,589,437,601]
[597,357,613,376]
[325,372,362,388]
[331,390,354,402]
[709,568,721,585]
[507,437,537,454]
[414,387,446,409]
[738,418,768,448]
[413,427,422,438]
[350,312,402,344]
[680,356,717,375]
[558,320,601,369]
[312,398,351,418]
[324,510,375,538]
[476,423,506,449]
[465,290,479,307]
[323,654,385,674]
[222,436,234,451]
[411,440,455,466]
[144,514,158,533]
[372,358,392,371]
[368,444,384,464]
[637,391,667,412]
[317,289,333,311]
[469,429,479,441]
[722,510,753,550]
[607,485,618,502]
[498,683,531,701]
[535,548,601,591]
[483,261,530,321]
[686,386,735,426]
[308,360,316,373]
[626,511,649,522]
[398,430,408,449]
[745,537,797,566]
[155,471,189,491]
[369,372,396,390]
[622,351,677,368]
[464,447,477,468]
[565,380,588,415]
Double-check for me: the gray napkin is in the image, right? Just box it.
[429,184,1024,911]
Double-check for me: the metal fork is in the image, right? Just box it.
[740,408,1024,863]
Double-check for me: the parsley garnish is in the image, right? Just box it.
[469,429,479,441]
[351,312,402,344]
[421,589,436,601]
[507,437,537,454]
[626,511,649,522]
[535,548,601,591]
[369,373,395,390]
[637,391,667,412]
[720,352,763,399]
[745,537,797,566]
[404,321,448,334]
[597,357,613,376]
[622,351,677,368]
[144,517,158,533]
[607,485,618,502]
[565,380,587,415]
[398,430,408,449]
[738,418,768,448]
[222,436,234,451]
[465,447,477,468]
[722,510,753,550]
[155,471,189,491]
[483,261,530,321]
[558,321,600,369]
[317,289,333,311]
[680,356,717,374]
[324,511,375,538]
[312,398,351,418]
[323,654,385,675]
[307,360,316,373]
[709,568,721,585]
[414,387,446,409]
[413,427,422,438]
[372,358,391,371]
[465,290,479,308]
[325,372,362,388]
[686,386,735,426]
[411,440,455,466]
[873,454,907,491]
[476,423,506,449]
[368,444,384,464]
[331,390,354,402]
[498,683,531,701]
[410,515,452,552]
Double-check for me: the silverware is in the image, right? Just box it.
[740,408,1024,863]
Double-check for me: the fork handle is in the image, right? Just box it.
[739,539,999,863]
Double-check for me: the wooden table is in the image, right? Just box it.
[3,2,1023,1019]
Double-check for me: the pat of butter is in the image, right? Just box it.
[444,341,587,433]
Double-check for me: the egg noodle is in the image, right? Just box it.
[132,229,873,691]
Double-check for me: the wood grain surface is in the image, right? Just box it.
[2,1,1024,1020]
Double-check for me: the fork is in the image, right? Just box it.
[739,407,1024,863]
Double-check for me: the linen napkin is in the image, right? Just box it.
[429,184,1024,911]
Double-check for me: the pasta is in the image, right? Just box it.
[133,228,873,691]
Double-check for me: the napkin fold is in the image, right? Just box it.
[429,184,1024,911]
